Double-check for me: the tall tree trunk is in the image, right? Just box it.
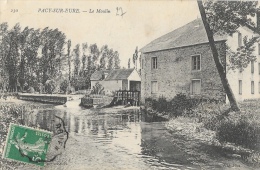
[197,0,240,111]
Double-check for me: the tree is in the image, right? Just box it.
[45,79,56,94]
[39,28,65,84]
[67,39,72,83]
[81,42,88,75]
[114,51,120,69]
[5,23,21,92]
[128,58,131,68]
[0,23,9,91]
[107,49,114,70]
[73,44,80,76]
[197,1,259,111]
[19,27,41,91]
[100,45,108,69]
[89,43,100,69]
[133,46,139,69]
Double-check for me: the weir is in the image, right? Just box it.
[18,93,67,105]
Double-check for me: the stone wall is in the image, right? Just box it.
[141,41,226,102]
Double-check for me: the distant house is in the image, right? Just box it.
[90,68,141,92]
[140,18,260,103]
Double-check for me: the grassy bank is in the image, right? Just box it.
[0,102,53,169]
[144,95,260,165]
[165,100,260,165]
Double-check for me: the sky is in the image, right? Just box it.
[0,0,200,68]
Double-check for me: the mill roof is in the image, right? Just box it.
[90,68,135,81]
[140,19,227,53]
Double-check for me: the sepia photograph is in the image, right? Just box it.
[0,0,260,169]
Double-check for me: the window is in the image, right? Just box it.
[251,61,254,73]
[191,79,201,95]
[192,55,201,70]
[259,82,260,94]
[151,81,158,93]
[151,57,157,69]
[258,44,260,55]
[258,63,260,75]
[238,32,242,47]
[251,81,254,94]
[239,80,242,95]
[142,59,144,69]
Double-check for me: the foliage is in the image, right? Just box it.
[67,39,72,82]
[73,44,80,76]
[145,94,202,117]
[227,36,259,71]
[35,83,44,94]
[0,23,121,92]
[204,1,258,35]
[128,58,131,68]
[60,79,69,93]
[91,82,105,95]
[216,114,260,150]
[113,51,121,69]
[27,86,35,93]
[132,46,138,68]
[71,75,87,91]
[44,79,56,94]
[189,100,260,150]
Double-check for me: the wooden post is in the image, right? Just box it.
[126,91,128,105]
[138,91,140,106]
[121,90,123,105]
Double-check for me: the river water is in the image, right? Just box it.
[18,100,252,170]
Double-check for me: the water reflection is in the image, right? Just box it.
[24,105,199,169]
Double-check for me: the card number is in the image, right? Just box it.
[11,9,18,13]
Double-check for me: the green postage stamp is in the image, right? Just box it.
[2,123,52,166]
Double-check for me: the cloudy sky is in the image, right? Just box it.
[0,0,200,68]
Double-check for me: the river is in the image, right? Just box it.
[17,100,253,170]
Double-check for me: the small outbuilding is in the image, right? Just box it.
[90,68,141,92]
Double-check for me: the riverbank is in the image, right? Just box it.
[99,105,140,114]
[165,100,260,167]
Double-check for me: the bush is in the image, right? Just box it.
[27,87,35,93]
[156,97,169,113]
[144,94,202,117]
[168,94,201,117]
[193,102,229,131]
[45,80,56,94]
[216,115,260,150]
[91,82,105,95]
[144,97,157,110]
[60,80,69,93]
[66,86,75,94]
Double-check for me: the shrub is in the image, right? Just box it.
[45,80,56,94]
[144,94,202,117]
[193,102,229,131]
[156,96,169,113]
[144,97,157,110]
[91,82,105,95]
[27,87,35,93]
[60,80,69,93]
[216,114,260,150]
[168,94,201,117]
[34,83,44,93]
[67,86,75,94]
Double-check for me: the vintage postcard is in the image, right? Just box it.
[0,0,260,169]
